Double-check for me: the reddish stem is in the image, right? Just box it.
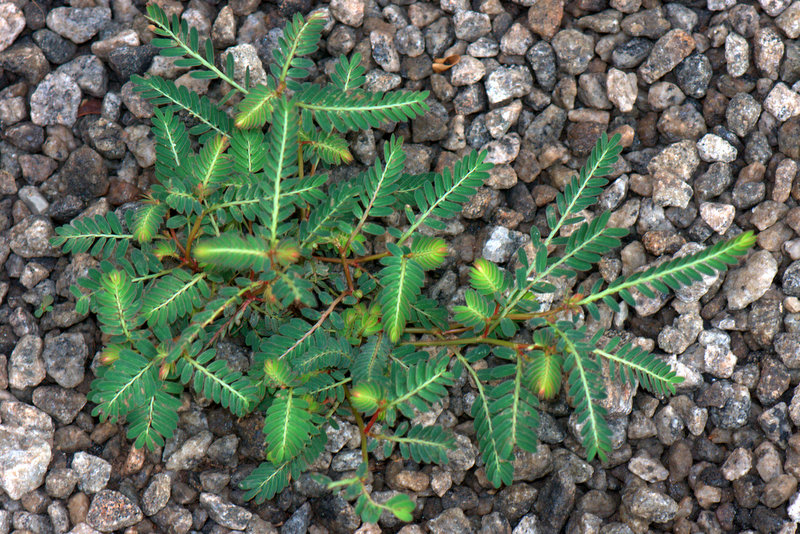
[364,408,381,435]
[483,303,501,337]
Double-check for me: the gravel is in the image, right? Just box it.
[1,0,800,532]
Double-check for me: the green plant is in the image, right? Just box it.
[51,5,756,523]
[34,294,54,318]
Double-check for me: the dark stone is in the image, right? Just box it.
[495,483,537,524]
[277,0,312,17]
[32,29,77,64]
[108,45,158,79]
[412,98,449,142]
[567,121,605,155]
[0,41,50,84]
[442,486,479,511]
[612,38,653,69]
[281,503,311,534]
[675,54,712,98]
[61,146,109,200]
[756,359,790,406]
[526,41,557,91]
[534,471,576,532]
[48,195,85,223]
[523,104,566,150]
[2,122,45,152]
[312,494,361,534]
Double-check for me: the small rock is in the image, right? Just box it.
[282,502,311,534]
[526,0,563,39]
[199,493,252,530]
[639,29,696,84]
[46,7,111,44]
[622,8,670,38]
[72,452,111,494]
[86,490,143,532]
[142,473,172,516]
[223,44,266,87]
[108,45,158,79]
[534,471,576,532]
[42,332,87,388]
[754,26,784,80]
[0,3,26,53]
[0,41,49,84]
[606,68,638,112]
[123,125,156,168]
[697,133,737,163]
[485,66,533,106]
[725,250,777,310]
[699,202,735,233]
[497,483,538,524]
[659,104,707,143]
[628,455,669,482]
[622,486,678,523]
[9,334,45,389]
[412,99,449,142]
[483,134,521,165]
[165,430,213,470]
[121,81,153,119]
[551,29,595,75]
[722,448,753,481]
[760,0,792,16]
[612,38,652,69]
[647,139,699,181]
[763,474,797,508]
[330,0,364,27]
[725,33,749,77]
[32,386,86,424]
[211,6,236,48]
[501,23,533,56]
[18,186,49,215]
[32,28,76,64]
[45,467,79,499]
[61,146,109,200]
[759,402,792,447]
[90,29,140,60]
[777,1,800,38]
[482,226,521,262]
[726,93,762,137]
[527,42,557,90]
[453,11,491,42]
[151,505,193,534]
[764,82,800,121]
[428,507,473,534]
[370,31,399,72]
[87,118,126,160]
[449,56,485,86]
[56,55,107,98]
[30,72,81,127]
[0,401,53,499]
[4,122,44,153]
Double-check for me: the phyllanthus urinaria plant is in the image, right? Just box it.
[51,5,756,523]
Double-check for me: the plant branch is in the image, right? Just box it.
[344,385,369,465]
[147,13,248,94]
[401,336,537,351]
[276,290,348,360]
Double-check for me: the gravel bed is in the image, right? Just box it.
[1,0,800,532]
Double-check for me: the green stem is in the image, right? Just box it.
[148,15,247,94]
[276,290,348,360]
[344,385,369,465]
[401,336,528,350]
[183,211,206,259]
